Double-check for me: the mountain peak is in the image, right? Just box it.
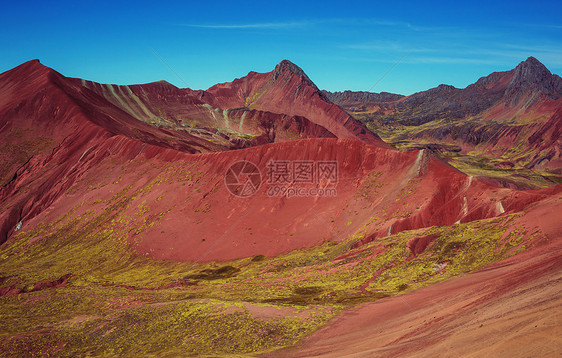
[25,58,42,65]
[0,59,55,84]
[514,56,550,78]
[16,59,50,72]
[507,56,562,101]
[272,59,314,82]
[271,59,320,93]
[273,60,306,77]
[521,56,543,66]
[149,79,178,88]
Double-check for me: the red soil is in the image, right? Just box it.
[0,60,560,264]
[267,197,562,357]
[7,133,560,263]
[407,234,440,256]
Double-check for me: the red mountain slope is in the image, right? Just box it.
[270,227,562,358]
[0,59,559,258]
[0,60,339,243]
[3,130,559,261]
[194,60,390,148]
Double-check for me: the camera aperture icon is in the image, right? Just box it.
[224,160,262,197]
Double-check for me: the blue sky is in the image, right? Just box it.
[2,0,561,95]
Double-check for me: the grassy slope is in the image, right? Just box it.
[352,110,561,189]
[0,159,544,356]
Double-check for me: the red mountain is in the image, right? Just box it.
[0,59,389,245]
[0,58,560,357]
[0,58,558,256]
[193,60,390,148]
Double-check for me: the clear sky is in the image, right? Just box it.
[2,0,561,95]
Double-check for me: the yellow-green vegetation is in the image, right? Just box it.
[1,291,331,357]
[441,152,561,188]
[351,110,561,188]
[0,178,540,358]
[355,171,386,200]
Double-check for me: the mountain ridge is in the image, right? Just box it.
[324,57,562,189]
[323,57,561,105]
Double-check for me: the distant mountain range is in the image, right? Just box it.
[324,57,562,188]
